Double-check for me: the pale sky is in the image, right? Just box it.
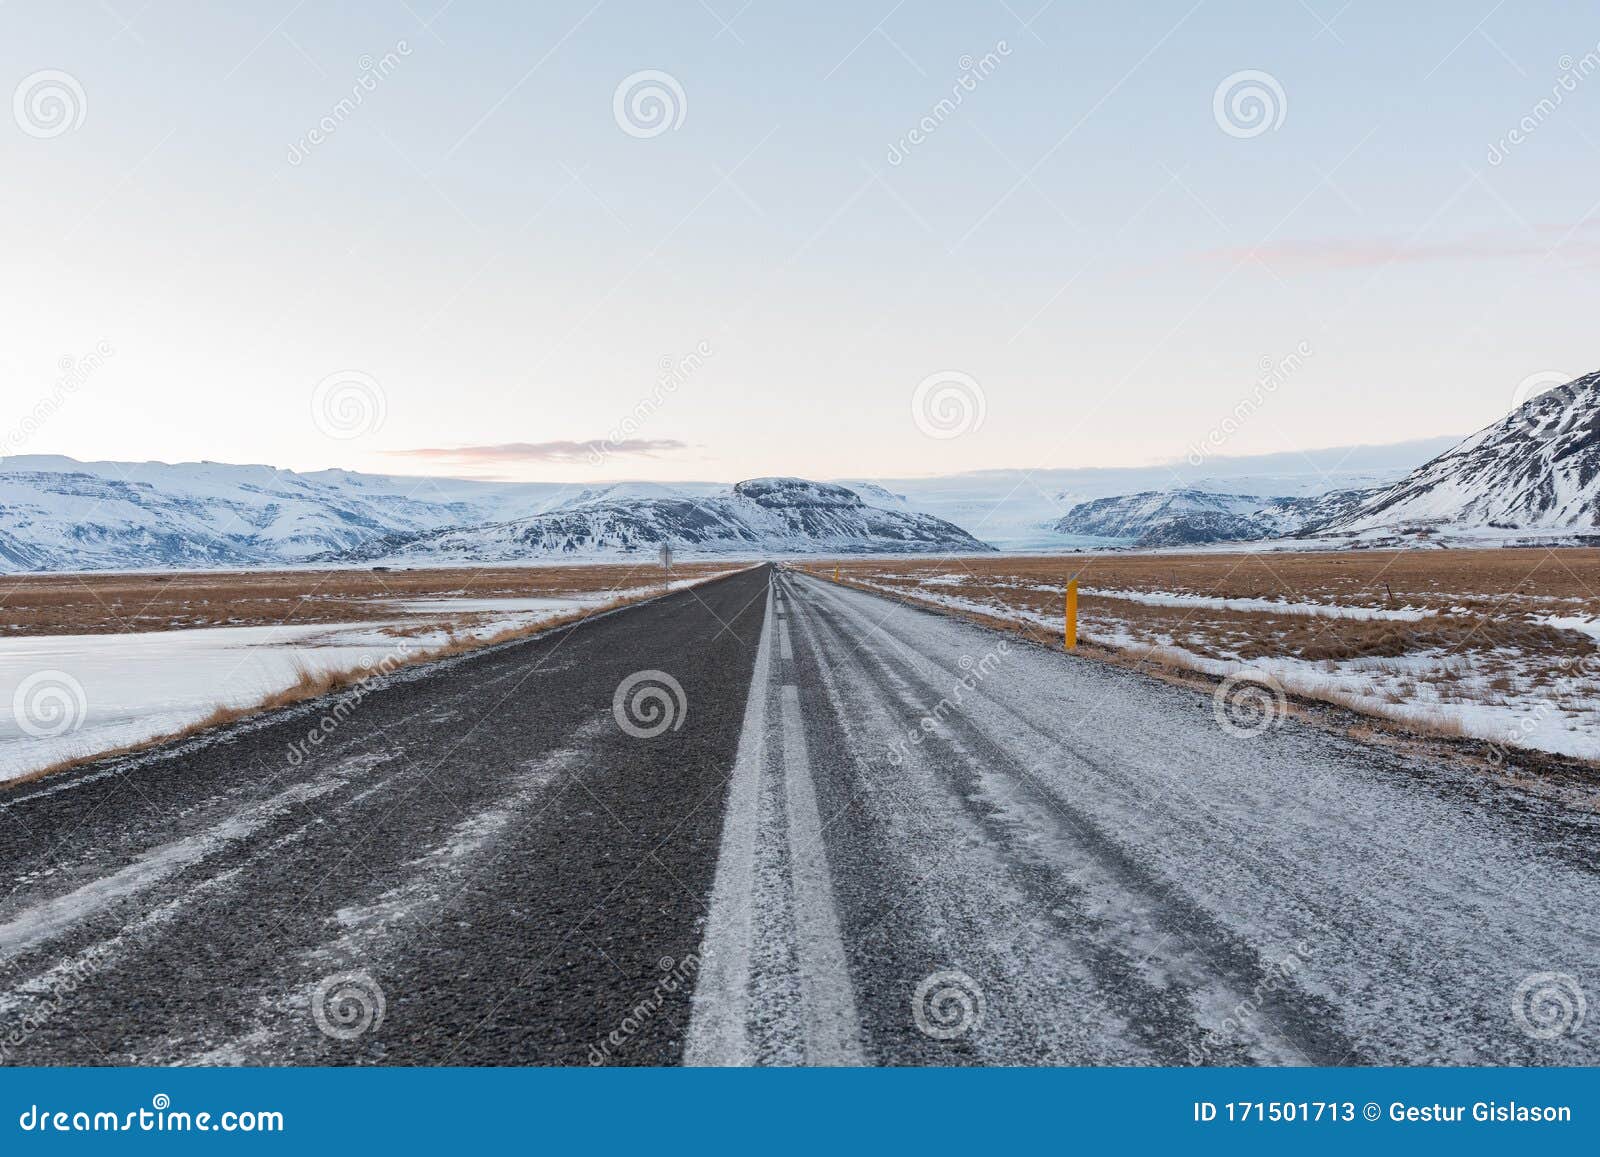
[3,2,1597,482]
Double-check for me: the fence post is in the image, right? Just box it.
[1065,577,1078,650]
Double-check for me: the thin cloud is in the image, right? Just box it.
[1204,238,1538,271]
[1202,229,1600,272]
[388,438,689,465]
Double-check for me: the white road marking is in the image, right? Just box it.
[777,667,865,1064]
[684,581,774,1066]
[688,575,865,1065]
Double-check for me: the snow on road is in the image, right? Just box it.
[688,580,867,1066]
[692,570,1599,1065]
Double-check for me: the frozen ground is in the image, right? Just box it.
[0,579,726,781]
[831,570,1600,762]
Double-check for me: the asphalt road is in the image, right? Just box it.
[1,563,1596,1065]
[698,569,1600,1065]
[0,565,769,1065]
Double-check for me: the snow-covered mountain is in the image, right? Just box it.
[1044,372,1600,547]
[0,456,575,573]
[0,429,1477,572]
[0,460,985,571]
[1316,370,1600,540]
[840,435,1457,550]
[336,477,991,562]
[1050,487,1375,547]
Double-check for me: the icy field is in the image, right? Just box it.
[0,581,721,781]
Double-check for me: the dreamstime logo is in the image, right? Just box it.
[16,1093,283,1133]
[912,969,985,1040]
[587,341,713,467]
[1508,369,1577,436]
[284,649,411,767]
[888,640,1010,766]
[886,41,1011,165]
[587,953,701,1064]
[310,370,386,439]
[1212,671,1286,738]
[310,970,386,1041]
[13,70,87,139]
[286,40,412,165]
[12,670,87,739]
[0,942,113,1062]
[1556,650,1600,682]
[1186,341,1312,466]
[911,371,986,439]
[611,669,687,738]
[1188,940,1316,1064]
[1478,696,1561,772]
[612,70,687,138]
[1488,45,1600,166]
[3,340,114,459]
[1212,70,1286,139]
[1511,972,1586,1041]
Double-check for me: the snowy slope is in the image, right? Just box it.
[337,478,992,562]
[0,459,985,571]
[1320,370,1600,538]
[1054,490,1284,543]
[545,480,730,509]
[0,456,576,573]
[1053,487,1378,547]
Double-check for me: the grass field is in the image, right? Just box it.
[799,549,1600,766]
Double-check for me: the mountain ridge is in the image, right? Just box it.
[1050,487,1378,547]
[0,462,991,571]
[1047,372,1600,547]
[0,411,1569,571]
[1315,370,1600,538]
[331,477,992,562]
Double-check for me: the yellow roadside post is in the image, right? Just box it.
[1065,577,1078,650]
[833,564,839,582]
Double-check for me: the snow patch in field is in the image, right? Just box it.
[1080,587,1434,622]
[387,595,605,615]
[0,581,734,782]
[0,624,424,781]
[1537,614,1600,641]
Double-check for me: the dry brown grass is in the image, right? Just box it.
[0,562,736,637]
[801,547,1600,610]
[799,549,1600,663]
[1230,613,1587,663]
[797,549,1600,774]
